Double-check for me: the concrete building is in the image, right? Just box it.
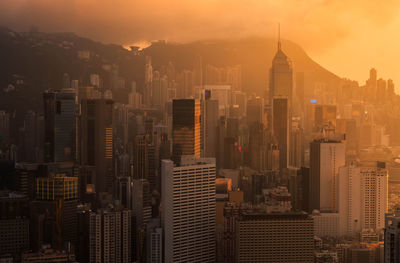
[273,96,289,171]
[43,89,76,163]
[203,85,231,115]
[314,250,339,263]
[162,157,216,263]
[0,111,10,145]
[309,139,345,213]
[203,98,219,158]
[146,218,162,263]
[235,211,314,263]
[31,175,78,250]
[88,208,132,263]
[338,161,388,237]
[384,212,400,263]
[132,179,152,231]
[312,211,340,238]
[80,98,114,193]
[0,191,29,261]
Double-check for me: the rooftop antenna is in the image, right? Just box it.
[278,23,281,51]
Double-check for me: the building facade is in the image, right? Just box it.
[162,157,216,262]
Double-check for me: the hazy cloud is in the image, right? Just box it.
[0,0,398,52]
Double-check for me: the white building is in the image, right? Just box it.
[338,161,388,237]
[146,219,163,263]
[162,157,216,263]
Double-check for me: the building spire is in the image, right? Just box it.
[278,23,281,51]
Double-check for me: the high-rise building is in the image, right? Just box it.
[80,98,114,194]
[338,161,388,236]
[289,117,303,168]
[311,210,340,238]
[193,55,203,87]
[30,175,78,249]
[172,99,201,163]
[232,91,246,117]
[384,212,400,263]
[266,143,280,171]
[203,98,219,158]
[36,176,78,200]
[246,97,263,126]
[162,157,216,262]
[79,208,132,263]
[147,144,157,192]
[235,211,314,262]
[248,122,267,171]
[314,105,336,133]
[0,191,29,261]
[205,64,242,92]
[273,96,289,171]
[43,89,76,163]
[133,135,149,179]
[268,36,293,104]
[146,218,162,263]
[365,68,377,101]
[0,111,10,145]
[309,139,345,213]
[18,111,43,162]
[132,179,152,231]
[203,85,231,115]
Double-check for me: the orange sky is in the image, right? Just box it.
[1,0,399,90]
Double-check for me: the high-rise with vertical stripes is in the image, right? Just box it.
[162,157,216,263]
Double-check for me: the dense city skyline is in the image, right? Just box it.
[2,1,400,263]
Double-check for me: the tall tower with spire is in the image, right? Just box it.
[269,25,293,104]
[269,26,293,171]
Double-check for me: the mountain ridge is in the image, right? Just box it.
[0,27,342,114]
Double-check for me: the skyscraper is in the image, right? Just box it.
[146,218,162,263]
[43,89,76,163]
[314,105,336,132]
[269,31,293,174]
[289,118,304,168]
[338,161,388,236]
[248,122,266,171]
[133,134,149,179]
[0,111,10,145]
[246,96,263,126]
[86,208,132,263]
[31,175,78,249]
[172,99,201,163]
[80,98,114,194]
[132,179,152,231]
[268,33,293,104]
[309,139,345,213]
[193,55,203,87]
[0,191,29,261]
[203,97,219,158]
[273,96,289,171]
[384,212,400,263]
[162,157,216,262]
